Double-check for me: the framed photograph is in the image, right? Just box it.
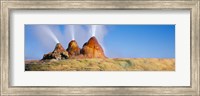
[1,0,199,95]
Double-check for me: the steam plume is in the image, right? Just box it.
[25,25,107,60]
[37,25,59,43]
[91,25,97,36]
[68,25,75,40]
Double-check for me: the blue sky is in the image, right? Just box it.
[25,25,175,60]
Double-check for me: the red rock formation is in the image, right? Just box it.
[42,43,69,60]
[66,40,80,57]
[80,36,106,58]
[41,37,106,60]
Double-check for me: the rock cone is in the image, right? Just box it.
[80,36,106,58]
[66,40,81,57]
[42,43,69,60]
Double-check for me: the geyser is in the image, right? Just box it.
[41,25,107,60]
[69,25,75,40]
[33,25,60,44]
[49,31,59,43]
[91,25,97,36]
[40,25,59,43]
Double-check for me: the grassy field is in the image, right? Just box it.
[25,58,175,71]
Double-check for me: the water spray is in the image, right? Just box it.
[39,25,60,43]
[48,30,59,43]
[69,25,75,40]
[91,25,97,37]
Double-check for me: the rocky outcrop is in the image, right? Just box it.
[80,36,106,58]
[66,40,80,57]
[42,43,69,60]
[41,36,106,60]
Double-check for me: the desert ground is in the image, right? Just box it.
[25,58,175,71]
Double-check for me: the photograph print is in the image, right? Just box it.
[25,25,175,71]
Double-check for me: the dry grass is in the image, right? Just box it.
[25,58,175,71]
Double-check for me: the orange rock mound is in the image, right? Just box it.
[42,43,69,60]
[80,36,106,58]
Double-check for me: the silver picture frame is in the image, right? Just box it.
[1,0,199,95]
